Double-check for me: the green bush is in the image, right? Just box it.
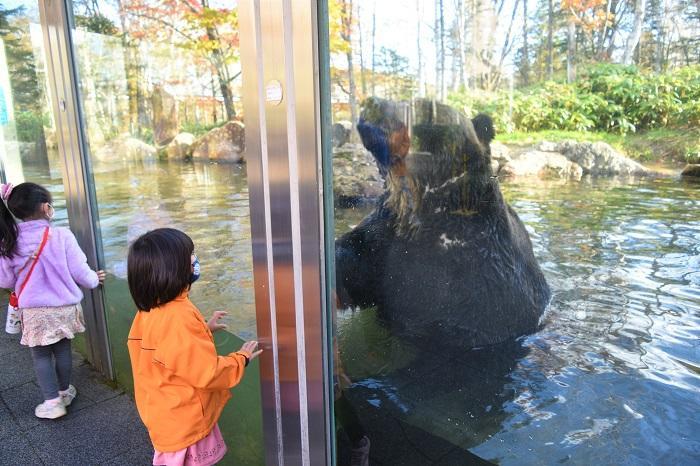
[15,111,49,143]
[447,64,700,135]
[180,121,224,137]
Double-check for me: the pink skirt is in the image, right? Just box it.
[153,424,227,466]
[20,304,85,347]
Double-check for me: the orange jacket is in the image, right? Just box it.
[127,293,250,452]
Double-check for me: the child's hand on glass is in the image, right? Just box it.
[207,311,228,333]
[239,340,263,361]
[96,270,106,284]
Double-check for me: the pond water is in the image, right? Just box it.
[28,157,700,463]
[26,157,256,339]
[334,176,700,465]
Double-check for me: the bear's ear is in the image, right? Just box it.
[472,114,495,145]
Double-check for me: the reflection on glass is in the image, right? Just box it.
[0,2,67,226]
[328,1,700,465]
[70,2,261,464]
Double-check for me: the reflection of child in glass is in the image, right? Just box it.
[126,228,262,466]
[0,182,106,420]
[332,292,371,466]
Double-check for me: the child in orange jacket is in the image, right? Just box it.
[126,228,261,466]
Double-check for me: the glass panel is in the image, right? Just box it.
[327,1,700,465]
[69,2,262,463]
[0,1,68,226]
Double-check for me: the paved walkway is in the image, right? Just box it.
[0,327,152,465]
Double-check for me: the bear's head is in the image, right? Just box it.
[357,97,496,234]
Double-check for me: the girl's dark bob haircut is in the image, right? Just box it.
[127,228,193,311]
[0,182,51,258]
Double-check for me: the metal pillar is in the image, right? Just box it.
[239,0,332,464]
[38,0,113,378]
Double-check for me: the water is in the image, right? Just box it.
[335,176,700,464]
[25,156,256,339]
[25,157,700,463]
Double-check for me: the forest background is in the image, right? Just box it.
[1,0,699,164]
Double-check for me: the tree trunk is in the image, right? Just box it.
[117,0,139,135]
[416,0,423,96]
[522,0,529,85]
[341,0,357,126]
[371,4,376,95]
[595,0,612,58]
[547,0,553,79]
[438,0,445,100]
[567,19,576,83]
[199,0,236,120]
[455,0,465,90]
[206,28,236,120]
[358,3,366,96]
[623,0,646,65]
[655,0,670,71]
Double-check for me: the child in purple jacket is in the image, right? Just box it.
[0,182,105,419]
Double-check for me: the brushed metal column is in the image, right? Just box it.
[38,0,113,377]
[240,0,332,464]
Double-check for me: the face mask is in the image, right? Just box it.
[190,255,200,284]
[46,203,54,220]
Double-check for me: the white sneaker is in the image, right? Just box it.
[35,399,67,419]
[59,385,77,407]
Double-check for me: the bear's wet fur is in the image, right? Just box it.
[336,98,551,348]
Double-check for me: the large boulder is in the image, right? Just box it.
[501,150,583,179]
[332,120,353,148]
[539,141,649,176]
[93,135,157,162]
[165,132,196,160]
[681,164,700,177]
[192,121,246,163]
[333,143,384,205]
[151,85,179,146]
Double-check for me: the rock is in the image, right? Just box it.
[44,127,58,149]
[151,85,178,146]
[681,164,700,177]
[165,132,196,160]
[333,143,384,204]
[535,141,559,152]
[192,121,246,163]
[538,140,649,176]
[490,141,512,163]
[332,121,353,148]
[501,150,583,180]
[490,141,511,174]
[94,135,157,161]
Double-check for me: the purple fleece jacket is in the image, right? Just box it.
[0,219,99,308]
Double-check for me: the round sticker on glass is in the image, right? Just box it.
[265,80,283,106]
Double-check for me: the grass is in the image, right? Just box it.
[497,128,700,165]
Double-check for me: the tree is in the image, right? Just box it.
[337,0,357,125]
[121,0,240,120]
[376,47,416,100]
[522,0,531,85]
[0,6,41,114]
[623,0,647,64]
[547,0,554,79]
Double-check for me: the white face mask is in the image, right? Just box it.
[46,203,54,220]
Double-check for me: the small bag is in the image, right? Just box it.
[5,227,49,334]
[5,302,21,334]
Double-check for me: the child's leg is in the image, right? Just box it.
[52,338,72,392]
[29,344,60,401]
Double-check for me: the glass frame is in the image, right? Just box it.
[33,0,336,463]
[37,0,113,376]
